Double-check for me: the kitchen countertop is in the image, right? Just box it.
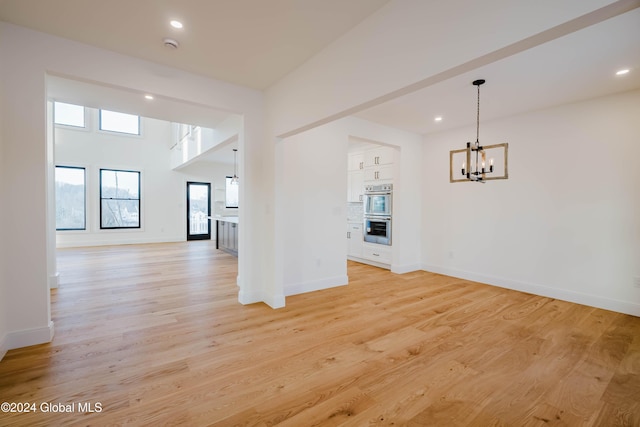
[211,215,239,224]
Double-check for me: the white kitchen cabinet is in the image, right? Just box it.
[364,164,393,183]
[361,242,391,265]
[347,170,364,202]
[364,146,394,167]
[346,222,363,258]
[363,146,394,183]
[348,152,365,171]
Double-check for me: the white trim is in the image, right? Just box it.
[237,289,285,309]
[2,322,55,358]
[238,288,264,305]
[49,272,60,289]
[422,264,640,317]
[348,256,390,270]
[56,235,184,248]
[284,275,348,297]
[391,263,422,274]
[0,333,8,361]
[263,293,286,309]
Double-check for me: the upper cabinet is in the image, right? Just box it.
[347,169,364,202]
[363,164,392,182]
[348,145,395,189]
[364,146,394,167]
[363,146,395,183]
[348,152,365,171]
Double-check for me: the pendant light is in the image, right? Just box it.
[461,79,494,183]
[230,148,239,185]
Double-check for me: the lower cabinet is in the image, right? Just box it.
[347,222,363,258]
[347,221,392,268]
[361,242,391,265]
[217,220,238,256]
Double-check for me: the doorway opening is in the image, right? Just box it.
[186,181,211,241]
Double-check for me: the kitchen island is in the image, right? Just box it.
[215,216,238,256]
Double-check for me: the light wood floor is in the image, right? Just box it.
[1,241,639,426]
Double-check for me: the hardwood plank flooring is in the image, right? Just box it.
[0,241,639,426]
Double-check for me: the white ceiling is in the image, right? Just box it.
[0,0,389,90]
[0,0,388,165]
[354,7,640,136]
[1,0,639,161]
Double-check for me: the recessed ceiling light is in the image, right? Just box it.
[434,116,443,122]
[616,69,630,76]
[170,20,183,29]
[144,94,154,100]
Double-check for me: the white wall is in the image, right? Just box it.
[278,116,422,297]
[0,55,6,358]
[279,122,350,296]
[0,22,267,357]
[0,24,53,353]
[421,89,640,316]
[55,111,228,247]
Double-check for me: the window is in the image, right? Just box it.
[225,176,239,208]
[99,109,140,135]
[55,166,86,230]
[100,169,141,229]
[54,102,85,128]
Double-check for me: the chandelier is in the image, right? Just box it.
[461,79,493,183]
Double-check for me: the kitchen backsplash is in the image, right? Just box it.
[347,202,364,222]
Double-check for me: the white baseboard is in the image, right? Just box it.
[56,236,184,248]
[49,272,60,289]
[422,264,640,317]
[391,263,422,274]
[348,256,390,270]
[1,321,55,360]
[284,275,348,297]
[238,288,263,305]
[0,333,7,362]
[237,288,285,309]
[263,293,286,309]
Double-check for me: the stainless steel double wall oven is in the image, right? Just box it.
[363,183,392,245]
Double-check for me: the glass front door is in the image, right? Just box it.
[187,182,211,241]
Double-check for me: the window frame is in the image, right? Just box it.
[55,165,87,231]
[225,176,239,209]
[98,109,141,136]
[99,168,141,230]
[53,101,86,129]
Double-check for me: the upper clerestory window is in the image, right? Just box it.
[54,101,86,128]
[99,109,140,135]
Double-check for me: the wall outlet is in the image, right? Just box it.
[448,250,454,259]
[634,277,640,288]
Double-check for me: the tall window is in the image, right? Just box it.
[99,109,140,135]
[100,169,141,229]
[55,166,86,230]
[54,102,85,128]
[225,176,239,208]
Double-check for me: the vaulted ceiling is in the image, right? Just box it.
[1,0,639,143]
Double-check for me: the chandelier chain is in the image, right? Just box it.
[476,83,480,143]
